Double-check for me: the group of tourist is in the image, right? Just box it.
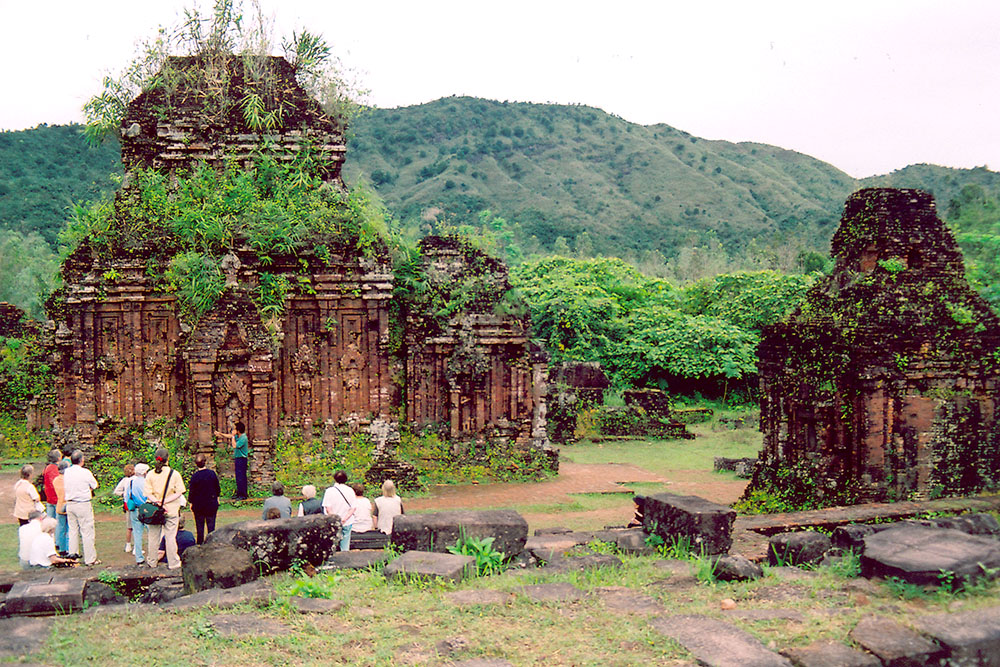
[14,436,404,567]
[262,471,404,551]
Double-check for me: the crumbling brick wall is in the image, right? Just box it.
[750,188,1000,505]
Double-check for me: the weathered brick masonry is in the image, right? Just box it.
[46,56,548,481]
[752,188,1000,505]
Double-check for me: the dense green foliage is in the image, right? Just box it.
[512,257,813,393]
[64,158,390,322]
[0,333,50,414]
[946,183,1000,311]
[0,125,120,246]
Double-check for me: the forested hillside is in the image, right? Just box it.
[2,98,1000,319]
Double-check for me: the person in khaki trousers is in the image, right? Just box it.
[144,448,186,570]
[63,450,100,566]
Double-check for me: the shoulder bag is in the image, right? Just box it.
[138,469,173,525]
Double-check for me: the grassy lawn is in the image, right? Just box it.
[15,548,1000,666]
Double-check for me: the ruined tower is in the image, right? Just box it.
[753,188,1000,505]
[48,55,548,482]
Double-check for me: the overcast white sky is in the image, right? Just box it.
[1,0,998,178]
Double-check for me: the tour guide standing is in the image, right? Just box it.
[144,448,186,570]
[63,450,100,566]
[215,421,248,500]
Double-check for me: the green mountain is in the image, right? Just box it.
[0,124,120,246]
[342,97,860,259]
[2,97,1000,276]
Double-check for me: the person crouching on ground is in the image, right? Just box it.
[144,448,186,570]
[157,515,196,563]
[322,470,356,551]
[29,518,76,568]
[18,510,44,569]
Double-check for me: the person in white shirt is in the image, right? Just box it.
[29,518,75,568]
[18,510,44,568]
[63,450,100,566]
[351,484,374,533]
[322,470,356,551]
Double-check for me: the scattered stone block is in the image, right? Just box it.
[435,635,470,656]
[714,457,758,479]
[781,640,880,667]
[0,616,53,659]
[832,524,883,552]
[181,542,258,595]
[348,530,390,551]
[911,605,1000,666]
[206,514,342,574]
[641,493,736,555]
[591,586,664,615]
[534,527,573,536]
[540,553,622,573]
[444,589,512,607]
[391,510,528,558]
[3,578,86,616]
[518,582,584,603]
[383,551,474,583]
[714,554,763,582]
[649,615,792,666]
[161,580,274,611]
[288,596,346,613]
[83,581,126,607]
[860,524,1000,586]
[321,550,392,571]
[139,577,186,604]
[768,531,832,567]
[766,567,819,582]
[524,532,593,562]
[849,615,946,666]
[932,513,1000,538]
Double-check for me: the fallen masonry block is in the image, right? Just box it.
[911,605,1000,666]
[714,554,763,582]
[781,640,880,667]
[383,551,475,583]
[181,542,258,595]
[3,577,87,616]
[768,531,832,567]
[860,524,1000,586]
[849,615,946,666]
[524,532,594,562]
[206,513,342,574]
[649,614,792,666]
[391,510,528,557]
[641,493,736,555]
[161,580,274,611]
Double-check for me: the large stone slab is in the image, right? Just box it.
[518,582,585,603]
[3,577,87,616]
[181,542,258,594]
[391,510,528,558]
[781,641,880,667]
[641,493,735,555]
[524,532,594,562]
[849,615,945,666]
[911,605,1000,666]
[860,524,1000,586]
[160,580,274,611]
[206,513,342,574]
[383,551,475,583]
[649,615,792,666]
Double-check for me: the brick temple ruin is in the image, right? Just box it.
[44,55,549,481]
[751,188,1000,505]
